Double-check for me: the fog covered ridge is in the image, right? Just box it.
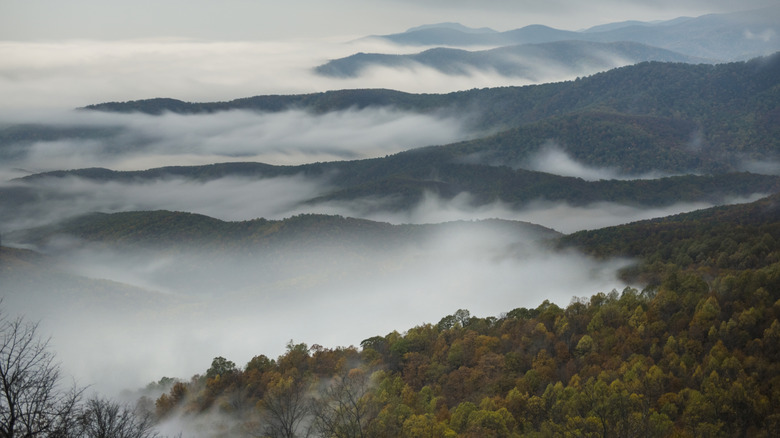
[1,211,628,396]
[314,40,711,79]
[0,107,474,171]
[5,160,778,231]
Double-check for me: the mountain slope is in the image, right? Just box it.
[14,157,780,214]
[559,191,780,282]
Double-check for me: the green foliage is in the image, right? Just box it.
[206,356,237,379]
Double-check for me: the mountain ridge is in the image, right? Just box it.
[371,7,780,60]
[314,40,709,79]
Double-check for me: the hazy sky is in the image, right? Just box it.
[1,0,775,40]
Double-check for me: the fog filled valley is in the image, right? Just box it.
[2,2,780,437]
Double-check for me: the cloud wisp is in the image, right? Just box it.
[297,190,767,233]
[521,142,673,181]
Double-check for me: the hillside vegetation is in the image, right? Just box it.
[141,193,780,437]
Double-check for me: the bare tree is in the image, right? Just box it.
[78,397,159,438]
[0,312,82,437]
[310,369,376,438]
[259,376,312,438]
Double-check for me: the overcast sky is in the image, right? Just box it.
[1,0,776,40]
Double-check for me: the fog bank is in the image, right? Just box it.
[2,218,631,396]
[0,39,531,112]
[1,107,472,171]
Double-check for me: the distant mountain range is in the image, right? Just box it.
[368,7,780,60]
[313,7,780,81]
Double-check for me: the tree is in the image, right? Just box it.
[206,356,237,379]
[78,397,159,438]
[0,311,82,437]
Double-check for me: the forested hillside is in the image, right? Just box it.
[142,193,780,437]
[561,191,780,279]
[9,211,558,253]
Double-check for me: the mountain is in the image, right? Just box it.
[3,57,779,234]
[374,23,578,47]
[314,40,707,79]
[11,159,780,219]
[403,23,497,35]
[6,211,561,296]
[580,19,673,33]
[370,7,780,61]
[9,211,560,252]
[38,54,780,176]
[3,56,779,251]
[561,190,780,262]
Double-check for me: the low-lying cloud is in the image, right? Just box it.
[0,38,533,113]
[4,215,631,397]
[2,168,767,236]
[0,175,328,232]
[3,107,471,171]
[522,142,671,180]
[298,190,767,233]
